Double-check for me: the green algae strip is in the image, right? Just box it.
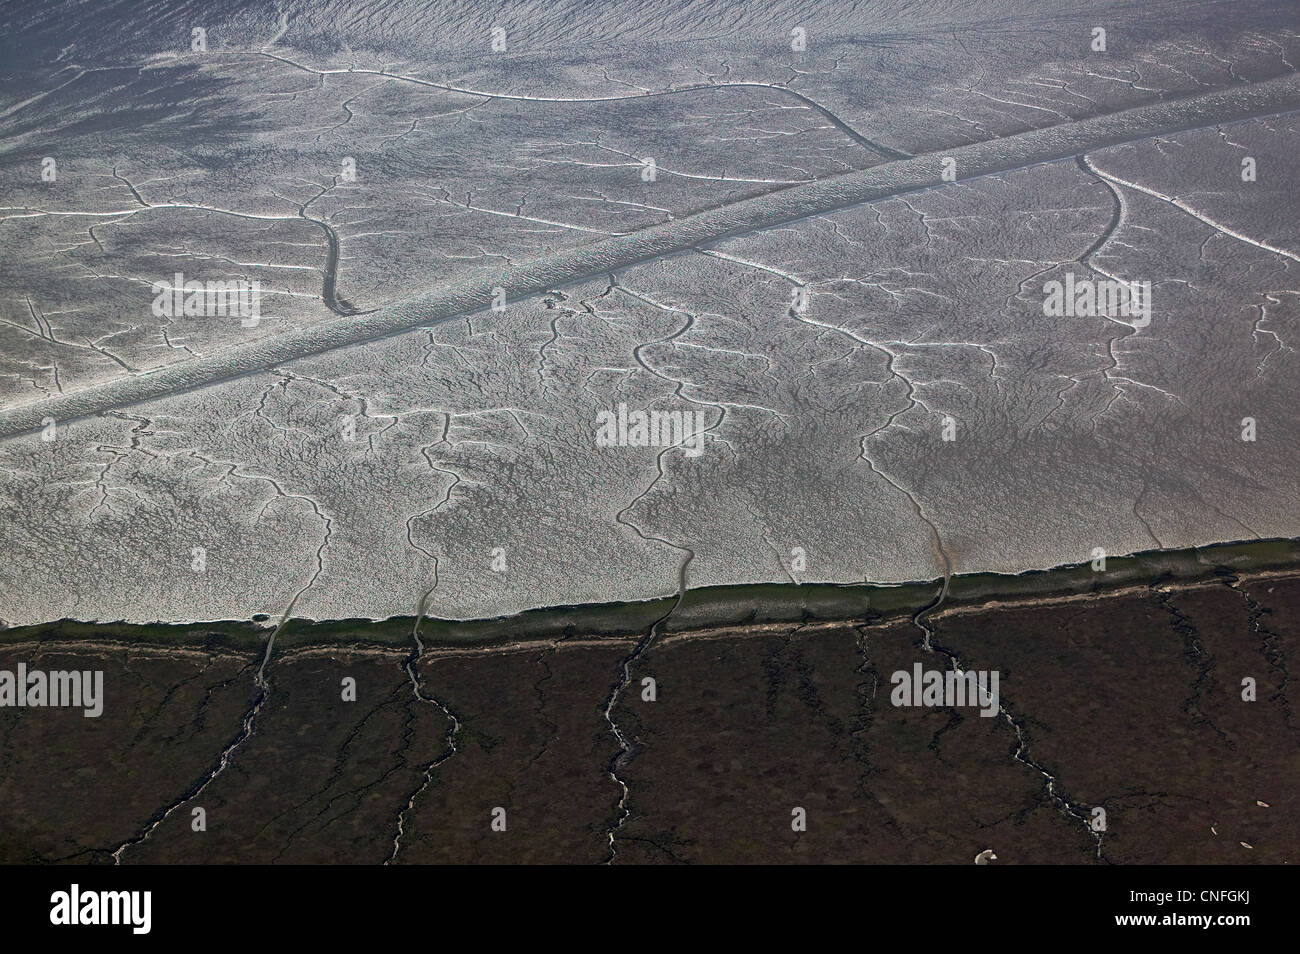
[4,538,1298,652]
